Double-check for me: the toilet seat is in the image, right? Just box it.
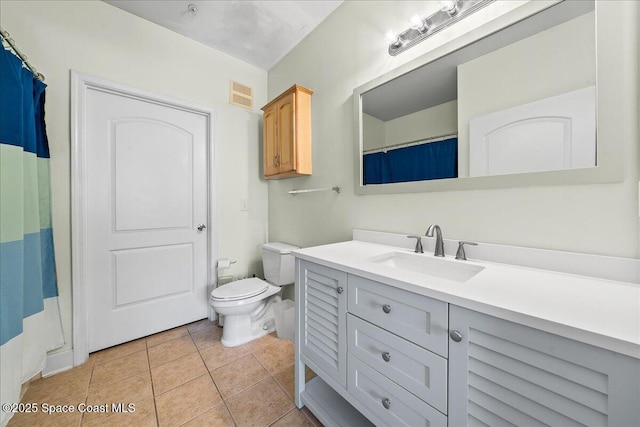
[211,278,269,301]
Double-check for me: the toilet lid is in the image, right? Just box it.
[211,278,269,301]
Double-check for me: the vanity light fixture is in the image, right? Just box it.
[387,0,494,56]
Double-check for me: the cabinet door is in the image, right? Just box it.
[263,104,279,176]
[298,260,347,388]
[277,92,295,174]
[449,305,640,427]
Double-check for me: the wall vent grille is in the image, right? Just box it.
[229,81,253,110]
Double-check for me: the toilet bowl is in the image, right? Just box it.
[210,242,299,347]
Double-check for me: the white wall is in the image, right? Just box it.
[0,0,269,355]
[362,113,385,151]
[267,1,639,259]
[364,101,457,151]
[384,100,457,147]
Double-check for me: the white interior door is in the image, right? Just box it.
[84,84,209,352]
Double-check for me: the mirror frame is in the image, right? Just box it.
[354,0,627,195]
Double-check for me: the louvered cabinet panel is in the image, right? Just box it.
[298,260,347,388]
[449,305,640,427]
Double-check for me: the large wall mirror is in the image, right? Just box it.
[354,0,626,195]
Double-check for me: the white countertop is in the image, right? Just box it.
[293,240,640,359]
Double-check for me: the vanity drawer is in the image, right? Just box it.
[347,314,448,414]
[347,353,447,427]
[347,274,448,357]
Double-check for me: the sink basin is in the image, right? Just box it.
[367,251,484,283]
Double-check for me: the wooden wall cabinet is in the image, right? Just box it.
[261,84,313,179]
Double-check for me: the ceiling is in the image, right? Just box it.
[103,0,343,70]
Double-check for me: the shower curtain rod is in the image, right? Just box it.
[0,26,45,81]
[363,132,458,154]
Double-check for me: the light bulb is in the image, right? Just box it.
[385,30,401,47]
[439,0,458,15]
[410,14,428,32]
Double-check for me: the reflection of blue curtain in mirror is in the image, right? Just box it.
[363,138,458,184]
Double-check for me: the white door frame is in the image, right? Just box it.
[70,71,217,366]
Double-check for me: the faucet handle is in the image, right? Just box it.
[455,241,478,261]
[407,235,424,253]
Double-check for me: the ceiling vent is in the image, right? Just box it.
[229,81,253,110]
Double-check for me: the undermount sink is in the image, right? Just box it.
[367,251,485,283]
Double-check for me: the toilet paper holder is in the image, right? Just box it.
[217,259,237,269]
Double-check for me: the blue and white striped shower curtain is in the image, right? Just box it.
[0,42,64,425]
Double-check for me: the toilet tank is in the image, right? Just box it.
[262,242,300,286]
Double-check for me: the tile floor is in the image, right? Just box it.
[7,319,321,427]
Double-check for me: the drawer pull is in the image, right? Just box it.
[450,330,463,342]
[382,398,392,409]
[382,304,391,314]
[337,286,344,294]
[382,352,391,362]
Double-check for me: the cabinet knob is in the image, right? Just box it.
[382,398,392,409]
[450,330,463,342]
[382,352,391,362]
[382,304,391,314]
[336,286,344,294]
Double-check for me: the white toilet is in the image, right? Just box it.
[210,242,299,347]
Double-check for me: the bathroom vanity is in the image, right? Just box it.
[293,231,640,426]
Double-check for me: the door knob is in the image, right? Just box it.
[197,224,207,231]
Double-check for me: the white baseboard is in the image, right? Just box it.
[43,350,74,377]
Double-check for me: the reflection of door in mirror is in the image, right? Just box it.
[468,86,595,176]
[359,0,595,186]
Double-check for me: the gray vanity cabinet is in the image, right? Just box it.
[297,260,348,388]
[448,305,640,427]
[296,258,640,427]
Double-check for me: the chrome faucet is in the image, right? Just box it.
[426,224,445,257]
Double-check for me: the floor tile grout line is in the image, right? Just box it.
[149,347,200,371]
[197,337,240,427]
[302,408,323,427]
[197,342,242,427]
[213,370,270,402]
[270,370,296,404]
[80,352,98,426]
[268,407,296,426]
[200,347,252,372]
[145,338,161,427]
